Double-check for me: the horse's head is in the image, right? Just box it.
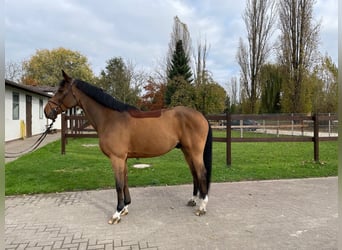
[44,70,78,121]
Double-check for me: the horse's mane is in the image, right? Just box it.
[73,79,138,112]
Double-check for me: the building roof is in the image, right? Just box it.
[5,79,53,98]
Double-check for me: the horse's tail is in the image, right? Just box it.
[204,121,212,192]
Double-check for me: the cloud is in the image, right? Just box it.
[5,0,338,86]
[315,0,338,61]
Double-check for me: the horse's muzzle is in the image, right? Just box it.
[44,106,57,121]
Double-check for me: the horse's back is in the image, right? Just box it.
[123,106,208,158]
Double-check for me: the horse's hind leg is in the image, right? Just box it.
[186,159,199,207]
[194,160,209,216]
[183,150,209,214]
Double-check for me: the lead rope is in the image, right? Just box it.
[5,120,55,158]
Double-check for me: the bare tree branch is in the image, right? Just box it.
[166,16,192,73]
[237,0,276,113]
[5,60,23,82]
[278,0,320,113]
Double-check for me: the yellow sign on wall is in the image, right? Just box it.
[20,120,26,139]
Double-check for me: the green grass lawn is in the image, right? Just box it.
[5,131,337,195]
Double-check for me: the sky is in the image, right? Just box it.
[5,0,338,90]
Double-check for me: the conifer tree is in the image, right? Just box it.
[167,40,193,83]
[165,40,193,106]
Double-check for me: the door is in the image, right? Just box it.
[26,95,32,137]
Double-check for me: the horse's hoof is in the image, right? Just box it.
[187,199,196,207]
[195,209,206,216]
[108,210,122,225]
[108,216,121,224]
[121,207,129,216]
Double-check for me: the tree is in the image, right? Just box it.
[227,76,241,113]
[166,16,192,73]
[163,15,227,112]
[237,0,276,113]
[138,78,166,110]
[5,60,23,82]
[193,39,210,87]
[164,16,194,107]
[22,47,94,86]
[278,0,320,113]
[311,55,337,113]
[193,39,211,113]
[165,40,194,106]
[169,76,196,108]
[198,82,227,114]
[97,57,141,106]
[192,39,227,114]
[167,40,193,83]
[259,64,283,113]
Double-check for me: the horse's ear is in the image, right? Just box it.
[62,70,72,82]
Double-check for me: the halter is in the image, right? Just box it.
[47,80,78,117]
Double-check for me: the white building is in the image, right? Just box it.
[5,79,61,142]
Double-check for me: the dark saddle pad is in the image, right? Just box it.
[128,109,162,118]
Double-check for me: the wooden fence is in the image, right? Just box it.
[61,113,97,154]
[206,113,338,165]
[61,113,338,165]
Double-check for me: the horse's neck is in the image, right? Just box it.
[76,90,119,132]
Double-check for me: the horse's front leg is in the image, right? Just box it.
[123,160,131,209]
[108,157,130,224]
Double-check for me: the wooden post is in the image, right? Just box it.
[226,112,232,166]
[313,113,319,162]
[61,113,66,155]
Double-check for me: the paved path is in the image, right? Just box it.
[5,132,61,163]
[5,177,337,249]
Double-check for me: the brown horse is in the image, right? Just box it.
[44,71,212,224]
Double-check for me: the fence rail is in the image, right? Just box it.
[61,114,97,154]
[206,113,337,165]
[61,113,338,165]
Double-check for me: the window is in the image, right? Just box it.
[39,99,43,119]
[12,92,19,120]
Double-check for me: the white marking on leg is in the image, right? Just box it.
[195,195,208,216]
[121,205,129,216]
[108,210,121,224]
[113,210,121,219]
[199,195,208,212]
